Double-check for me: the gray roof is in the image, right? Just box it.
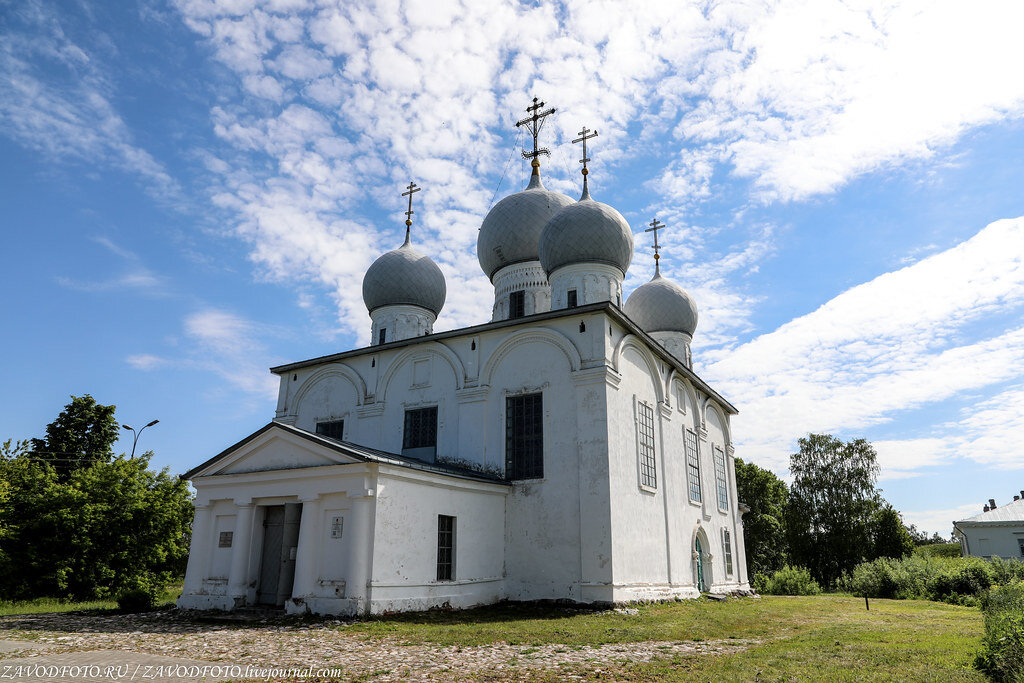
[957,497,1024,524]
[539,196,634,276]
[362,233,446,315]
[182,421,508,485]
[624,271,699,336]
[477,173,574,279]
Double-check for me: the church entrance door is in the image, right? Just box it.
[257,503,302,607]
[695,537,707,592]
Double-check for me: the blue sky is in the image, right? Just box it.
[3,0,1023,535]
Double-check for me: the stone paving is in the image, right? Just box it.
[0,609,752,681]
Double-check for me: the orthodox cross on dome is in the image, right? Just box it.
[572,126,598,199]
[516,97,556,176]
[645,218,665,275]
[402,181,420,243]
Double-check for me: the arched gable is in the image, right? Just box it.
[480,327,582,386]
[612,334,665,403]
[669,373,702,431]
[379,341,466,401]
[702,398,732,446]
[291,363,367,412]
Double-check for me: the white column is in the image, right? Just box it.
[182,504,212,594]
[227,502,255,600]
[291,496,322,599]
[346,492,376,612]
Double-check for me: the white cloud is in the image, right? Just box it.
[0,2,180,200]
[902,503,980,537]
[170,0,1024,347]
[708,216,1024,471]
[126,354,169,370]
[184,309,280,398]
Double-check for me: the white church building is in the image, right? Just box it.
[177,102,751,616]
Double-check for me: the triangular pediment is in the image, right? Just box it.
[187,423,364,478]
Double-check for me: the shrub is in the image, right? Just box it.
[116,579,159,613]
[759,565,821,596]
[913,542,962,559]
[845,555,933,600]
[927,560,994,603]
[975,580,1024,682]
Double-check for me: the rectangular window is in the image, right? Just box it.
[316,419,345,440]
[1019,538,1024,558]
[685,429,702,503]
[637,401,657,489]
[378,328,387,345]
[723,528,733,577]
[437,515,455,581]
[403,406,438,460]
[567,289,578,308]
[509,290,525,319]
[506,393,543,480]
[714,445,729,510]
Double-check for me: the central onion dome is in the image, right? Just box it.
[624,270,698,336]
[538,185,634,276]
[478,172,573,280]
[362,230,446,315]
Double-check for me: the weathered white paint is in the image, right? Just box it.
[491,261,551,321]
[179,306,750,616]
[370,304,435,345]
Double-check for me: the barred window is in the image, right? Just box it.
[506,393,543,480]
[567,289,578,308]
[714,445,729,510]
[685,429,701,503]
[637,401,657,489]
[378,328,386,345]
[509,290,525,319]
[403,407,438,460]
[316,419,344,441]
[437,515,455,581]
[723,528,733,576]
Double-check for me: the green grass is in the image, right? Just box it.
[0,584,182,616]
[345,595,985,681]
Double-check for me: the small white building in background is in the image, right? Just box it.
[953,494,1024,560]
[176,110,751,616]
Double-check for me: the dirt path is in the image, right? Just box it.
[0,610,751,681]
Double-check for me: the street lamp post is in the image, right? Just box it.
[122,419,159,458]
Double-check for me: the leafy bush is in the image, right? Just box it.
[975,580,1024,682]
[758,565,821,596]
[913,542,962,559]
[927,561,994,603]
[845,555,933,599]
[116,581,158,613]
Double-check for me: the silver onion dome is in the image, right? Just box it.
[478,173,574,280]
[624,271,698,336]
[538,190,634,276]
[362,232,446,315]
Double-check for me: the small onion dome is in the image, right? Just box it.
[624,271,698,336]
[538,190,634,276]
[478,173,574,280]
[362,231,446,315]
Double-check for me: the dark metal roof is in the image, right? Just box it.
[269,301,737,415]
[181,421,509,485]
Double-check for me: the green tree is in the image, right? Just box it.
[734,457,789,577]
[785,433,880,587]
[29,395,119,477]
[869,504,915,560]
[0,402,193,601]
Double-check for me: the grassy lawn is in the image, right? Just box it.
[0,584,182,616]
[347,595,985,681]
